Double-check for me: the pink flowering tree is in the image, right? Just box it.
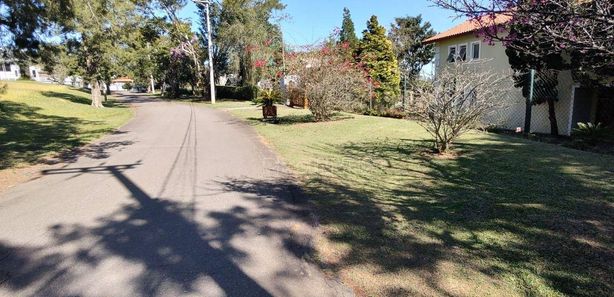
[286,41,370,121]
[169,35,206,96]
[248,37,285,104]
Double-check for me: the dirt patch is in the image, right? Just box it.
[0,164,50,194]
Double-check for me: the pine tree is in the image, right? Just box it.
[339,8,358,51]
[388,15,435,81]
[357,16,400,109]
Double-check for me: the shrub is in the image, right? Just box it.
[573,122,607,145]
[255,87,282,105]
[216,85,258,101]
[286,43,369,121]
[0,83,7,96]
[413,61,509,153]
[122,82,132,90]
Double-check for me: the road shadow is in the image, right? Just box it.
[0,163,318,296]
[112,92,162,104]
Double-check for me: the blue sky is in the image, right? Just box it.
[178,0,464,46]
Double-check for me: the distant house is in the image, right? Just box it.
[424,16,613,135]
[28,65,53,83]
[0,62,20,80]
[109,77,133,91]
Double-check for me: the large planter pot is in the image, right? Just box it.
[262,105,277,119]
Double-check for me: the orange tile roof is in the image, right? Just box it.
[424,14,511,44]
[112,77,133,83]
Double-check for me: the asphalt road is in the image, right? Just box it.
[0,94,352,297]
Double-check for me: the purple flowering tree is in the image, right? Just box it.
[432,0,613,80]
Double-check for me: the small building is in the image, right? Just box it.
[28,65,53,83]
[424,16,613,135]
[0,62,20,80]
[109,77,133,91]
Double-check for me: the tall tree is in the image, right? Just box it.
[128,17,172,93]
[388,15,435,82]
[65,0,143,107]
[159,0,207,97]
[217,0,285,86]
[339,7,358,54]
[0,0,73,77]
[197,1,230,83]
[0,0,72,57]
[357,16,401,109]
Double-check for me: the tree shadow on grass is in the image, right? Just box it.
[40,91,124,107]
[0,164,326,296]
[0,101,113,169]
[40,91,91,105]
[298,136,614,296]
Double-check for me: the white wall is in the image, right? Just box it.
[434,33,575,135]
[0,64,20,80]
[529,71,575,135]
[109,82,127,91]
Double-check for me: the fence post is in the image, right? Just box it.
[524,69,535,135]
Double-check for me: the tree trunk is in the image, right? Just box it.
[91,80,104,108]
[239,52,253,86]
[103,79,111,102]
[150,75,155,94]
[547,97,558,136]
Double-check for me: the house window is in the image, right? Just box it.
[458,44,467,61]
[447,45,457,63]
[1,63,9,72]
[31,69,37,77]
[471,42,480,60]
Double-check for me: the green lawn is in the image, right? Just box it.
[0,80,133,169]
[215,102,614,297]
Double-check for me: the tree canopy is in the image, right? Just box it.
[357,16,401,109]
[215,0,285,86]
[339,8,358,52]
[388,15,435,81]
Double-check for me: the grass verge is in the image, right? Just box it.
[0,80,133,170]
[211,101,613,297]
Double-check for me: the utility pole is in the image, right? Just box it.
[194,0,216,104]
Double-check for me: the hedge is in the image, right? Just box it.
[216,85,258,101]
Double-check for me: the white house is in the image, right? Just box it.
[108,77,133,91]
[424,15,613,135]
[0,62,20,80]
[28,65,53,83]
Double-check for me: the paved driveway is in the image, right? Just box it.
[0,94,352,297]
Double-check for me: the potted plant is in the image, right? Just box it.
[258,87,281,122]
